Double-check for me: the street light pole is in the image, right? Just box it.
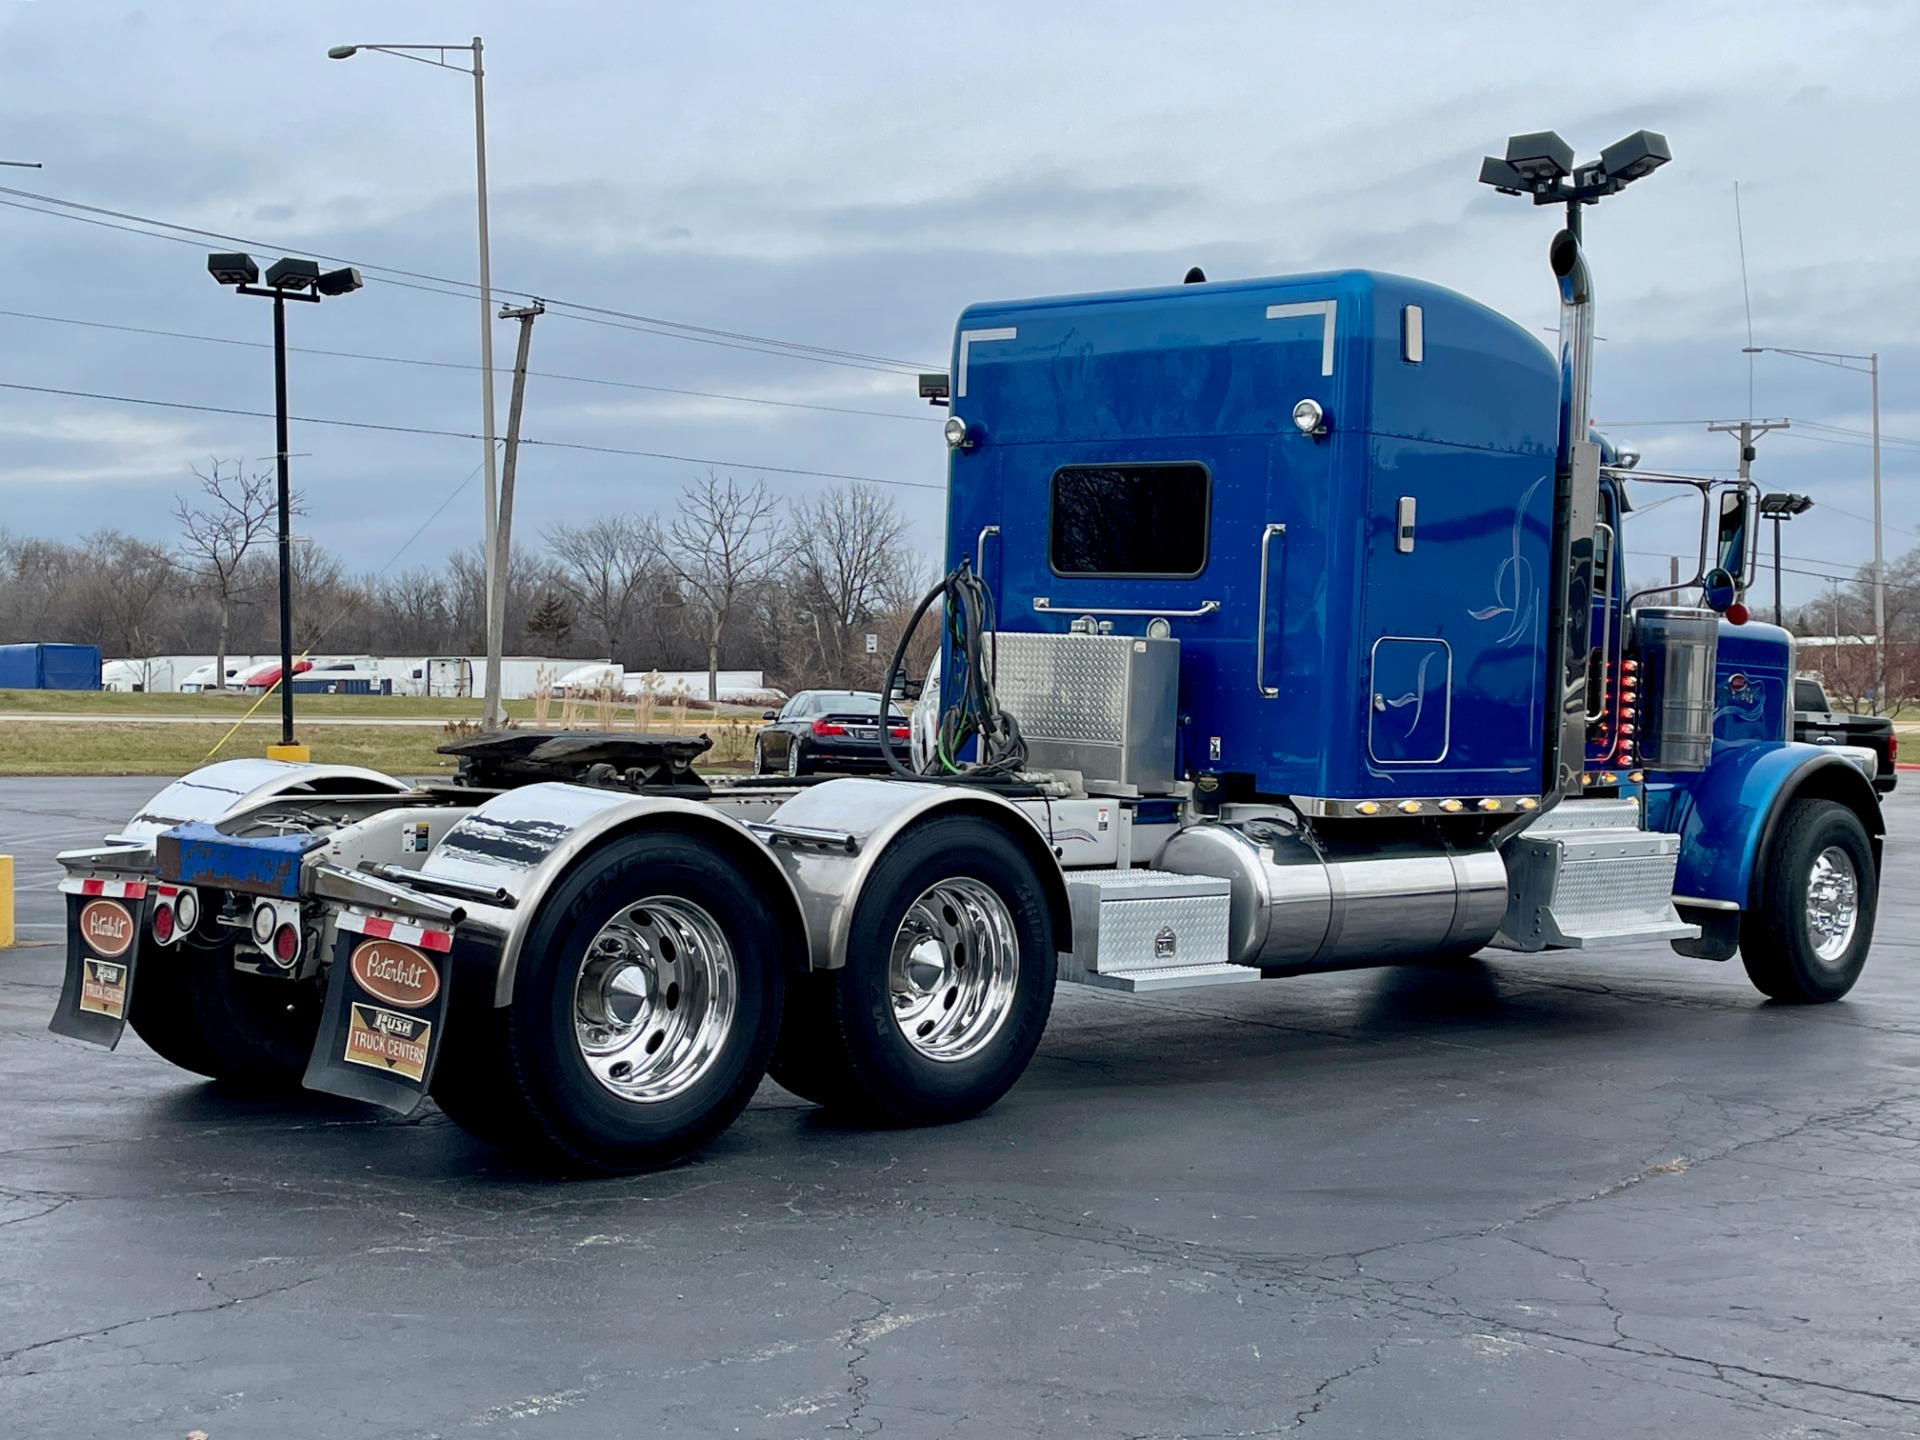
[329,38,503,728]
[207,253,362,759]
[1744,345,1887,710]
[271,288,295,749]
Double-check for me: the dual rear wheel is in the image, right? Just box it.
[770,817,1057,1125]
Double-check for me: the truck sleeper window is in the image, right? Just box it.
[1048,463,1211,578]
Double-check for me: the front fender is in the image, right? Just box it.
[1656,742,1884,908]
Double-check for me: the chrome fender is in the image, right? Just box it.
[418,781,810,1006]
[758,777,1073,971]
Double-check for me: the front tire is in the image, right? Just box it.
[1740,798,1876,1003]
[769,817,1054,1125]
[431,831,784,1173]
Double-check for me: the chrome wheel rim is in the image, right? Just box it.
[753,738,765,773]
[573,896,736,1102]
[1806,846,1860,964]
[786,742,801,777]
[888,877,1019,1063]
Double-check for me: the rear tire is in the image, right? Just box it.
[768,817,1054,1125]
[128,935,323,1093]
[430,831,784,1173]
[753,737,770,775]
[786,741,809,778]
[1740,798,1876,1003]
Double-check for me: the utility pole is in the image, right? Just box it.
[1869,352,1883,709]
[485,299,544,728]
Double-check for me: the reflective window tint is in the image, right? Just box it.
[1048,464,1210,577]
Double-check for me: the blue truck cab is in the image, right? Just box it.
[942,253,1881,997]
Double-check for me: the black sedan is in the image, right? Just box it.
[753,691,910,776]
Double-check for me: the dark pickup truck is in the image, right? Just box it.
[1794,676,1898,793]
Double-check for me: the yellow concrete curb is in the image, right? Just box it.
[0,854,13,949]
[265,743,311,762]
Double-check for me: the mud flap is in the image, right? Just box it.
[49,886,149,1049]
[303,915,451,1114]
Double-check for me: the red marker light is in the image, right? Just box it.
[151,903,175,943]
[272,924,300,965]
[1726,603,1750,625]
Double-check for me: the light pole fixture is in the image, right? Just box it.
[329,37,506,728]
[1745,344,1885,705]
[1757,491,1815,626]
[1479,128,1670,240]
[207,251,363,759]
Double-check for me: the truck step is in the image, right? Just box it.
[1063,870,1249,989]
[1492,799,1698,951]
[1076,963,1262,993]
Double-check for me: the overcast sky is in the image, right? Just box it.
[1,0,1914,611]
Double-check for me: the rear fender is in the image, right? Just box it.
[759,777,1072,970]
[107,759,412,847]
[415,782,812,1006]
[1659,742,1883,909]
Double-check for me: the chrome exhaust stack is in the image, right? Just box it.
[1549,228,1602,798]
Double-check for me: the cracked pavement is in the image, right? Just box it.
[2,776,1918,1438]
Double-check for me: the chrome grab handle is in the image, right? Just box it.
[975,524,1000,583]
[1257,523,1286,697]
[1031,597,1220,618]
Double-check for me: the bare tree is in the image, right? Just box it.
[59,531,178,656]
[788,483,916,687]
[663,471,785,699]
[545,514,663,667]
[172,460,289,692]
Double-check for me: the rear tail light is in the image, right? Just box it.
[889,726,909,739]
[271,924,300,967]
[151,903,175,944]
[173,887,200,933]
[1890,734,1899,763]
[811,719,847,737]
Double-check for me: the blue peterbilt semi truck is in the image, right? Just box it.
[51,133,1883,1173]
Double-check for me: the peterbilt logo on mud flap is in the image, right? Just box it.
[78,899,135,959]
[348,940,440,1009]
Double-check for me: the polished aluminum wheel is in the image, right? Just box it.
[573,897,737,1102]
[888,877,1019,1063]
[1805,845,1860,964]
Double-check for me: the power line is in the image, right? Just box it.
[0,185,940,373]
[0,379,942,492]
[0,307,939,425]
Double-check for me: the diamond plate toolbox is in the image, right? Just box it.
[989,631,1179,793]
[1066,870,1232,976]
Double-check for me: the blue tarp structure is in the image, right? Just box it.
[0,644,103,690]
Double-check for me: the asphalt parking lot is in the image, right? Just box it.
[3,776,1918,1438]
